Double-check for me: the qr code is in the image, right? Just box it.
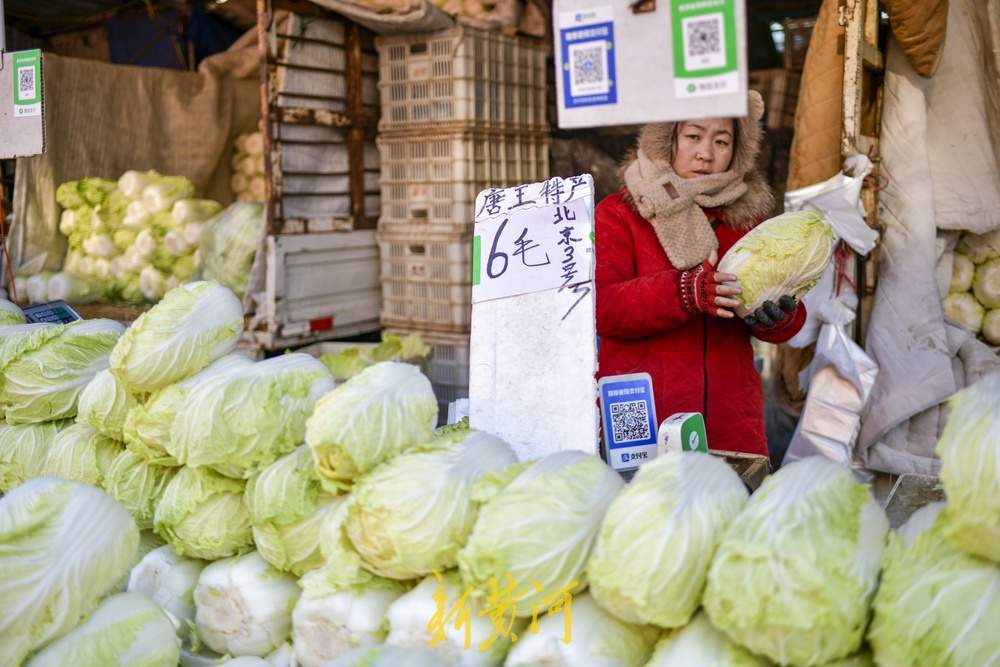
[571,45,605,86]
[18,67,36,99]
[685,17,721,57]
[682,13,726,70]
[610,401,651,444]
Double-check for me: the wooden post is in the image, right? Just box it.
[257,0,280,235]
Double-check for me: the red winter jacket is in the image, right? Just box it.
[595,190,806,457]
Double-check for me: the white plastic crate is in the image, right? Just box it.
[378,129,550,232]
[377,227,472,332]
[377,230,471,284]
[376,25,547,131]
[380,278,471,332]
[386,328,471,388]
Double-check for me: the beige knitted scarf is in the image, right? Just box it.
[624,148,748,270]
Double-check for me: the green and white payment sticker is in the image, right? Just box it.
[658,412,708,454]
[12,49,42,117]
[671,0,738,99]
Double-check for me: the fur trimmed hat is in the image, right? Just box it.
[622,90,776,229]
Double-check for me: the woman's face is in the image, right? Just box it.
[671,118,735,179]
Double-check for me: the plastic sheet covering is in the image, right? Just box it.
[859,33,1000,475]
[305,0,453,35]
[784,154,879,349]
[783,301,878,475]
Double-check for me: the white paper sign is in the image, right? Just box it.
[472,176,595,315]
[469,174,600,460]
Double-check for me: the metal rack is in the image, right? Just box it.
[257,0,380,234]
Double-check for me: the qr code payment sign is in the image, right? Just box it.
[568,41,611,98]
[17,66,36,100]
[682,13,726,71]
[609,400,651,444]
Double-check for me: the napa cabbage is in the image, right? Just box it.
[292,580,408,667]
[0,319,124,424]
[504,592,658,667]
[0,298,25,325]
[325,645,449,667]
[868,502,1000,667]
[457,451,623,615]
[587,452,748,628]
[0,420,66,492]
[199,202,266,298]
[0,478,139,665]
[344,427,517,580]
[292,489,411,665]
[110,281,244,393]
[105,449,177,530]
[643,612,766,667]
[984,309,1000,345]
[194,551,301,657]
[935,373,1000,562]
[153,466,253,560]
[973,258,1000,309]
[950,252,975,293]
[77,368,137,441]
[306,361,438,491]
[39,422,122,487]
[703,456,888,666]
[143,176,195,214]
[718,211,835,316]
[942,292,985,335]
[385,571,521,667]
[169,354,335,478]
[24,593,180,667]
[123,353,253,466]
[245,445,339,575]
[127,545,207,644]
[957,229,1000,264]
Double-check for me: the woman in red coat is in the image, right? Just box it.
[595,91,805,457]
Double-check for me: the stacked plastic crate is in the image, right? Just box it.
[375,25,550,417]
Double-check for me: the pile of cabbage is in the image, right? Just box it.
[2,278,998,666]
[51,172,220,303]
[942,229,1000,346]
[231,132,266,202]
[18,171,267,307]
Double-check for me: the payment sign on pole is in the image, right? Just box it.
[468,175,600,461]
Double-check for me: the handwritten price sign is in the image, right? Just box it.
[472,176,595,318]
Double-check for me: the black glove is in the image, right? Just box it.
[745,295,797,329]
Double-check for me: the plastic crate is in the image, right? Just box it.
[377,228,473,332]
[387,328,470,387]
[376,25,548,131]
[378,129,550,233]
[380,278,471,332]
[377,230,472,284]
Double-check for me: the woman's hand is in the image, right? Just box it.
[679,250,743,319]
